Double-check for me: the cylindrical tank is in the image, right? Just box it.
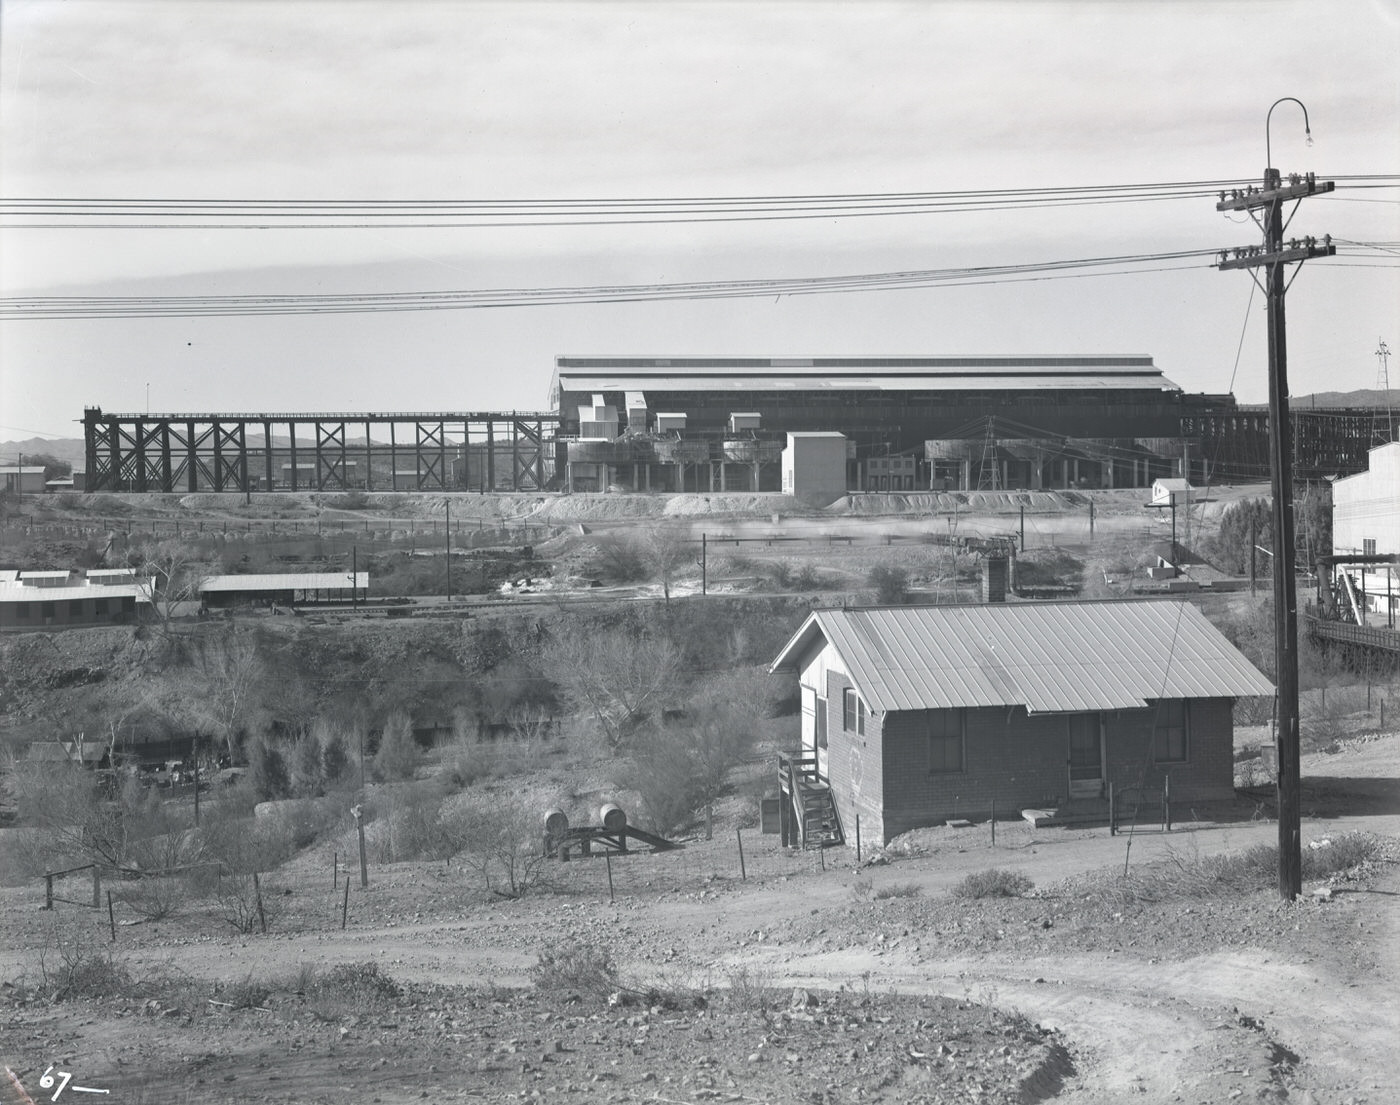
[544,809,569,836]
[599,803,627,831]
[543,808,569,854]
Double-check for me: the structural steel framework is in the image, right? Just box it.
[82,409,559,493]
[81,403,1392,494]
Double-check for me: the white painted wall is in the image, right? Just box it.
[1333,442,1400,555]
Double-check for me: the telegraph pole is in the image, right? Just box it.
[1216,98,1335,900]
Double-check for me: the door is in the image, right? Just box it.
[1067,714,1104,799]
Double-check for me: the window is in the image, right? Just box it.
[1363,538,1377,556]
[815,697,828,750]
[842,688,866,735]
[1155,700,1189,763]
[927,709,964,773]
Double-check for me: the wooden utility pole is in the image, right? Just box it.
[1216,98,1334,900]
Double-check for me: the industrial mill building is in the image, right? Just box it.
[550,354,1223,494]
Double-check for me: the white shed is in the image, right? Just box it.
[1150,478,1194,507]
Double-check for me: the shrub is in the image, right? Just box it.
[868,563,909,604]
[38,923,135,1001]
[953,868,1033,899]
[531,940,620,1001]
[1302,832,1379,879]
[873,881,923,900]
[441,793,552,897]
[216,973,272,1009]
[115,874,188,921]
[384,783,454,862]
[374,710,421,782]
[723,964,778,1014]
[249,739,291,801]
[322,732,351,785]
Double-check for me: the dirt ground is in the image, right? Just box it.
[2,485,1396,1104]
[1,724,1396,1105]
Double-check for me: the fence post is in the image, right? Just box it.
[354,806,368,888]
[605,853,615,903]
[108,890,116,942]
[736,828,746,881]
[254,872,267,934]
[341,876,351,930]
[92,867,101,909]
[44,874,53,910]
[855,815,861,864]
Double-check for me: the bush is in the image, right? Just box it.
[384,783,454,862]
[874,881,923,900]
[441,793,551,897]
[1302,832,1379,879]
[531,940,620,1001]
[867,563,909,604]
[38,923,135,1001]
[953,869,1033,899]
[115,874,188,921]
[374,710,421,782]
[249,739,291,801]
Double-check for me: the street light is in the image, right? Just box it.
[1218,97,1334,901]
[1265,97,1311,170]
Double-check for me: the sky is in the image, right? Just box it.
[1,0,1397,444]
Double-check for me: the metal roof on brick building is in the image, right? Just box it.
[769,600,1274,715]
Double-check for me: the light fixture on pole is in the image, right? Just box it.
[1216,98,1335,900]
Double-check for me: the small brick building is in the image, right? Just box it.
[769,600,1273,844]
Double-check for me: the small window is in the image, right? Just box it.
[842,688,866,735]
[927,709,964,773]
[815,696,828,751]
[1362,538,1377,556]
[1155,700,1189,763]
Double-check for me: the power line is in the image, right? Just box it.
[0,248,1223,320]
[4,176,1396,229]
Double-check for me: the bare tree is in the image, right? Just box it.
[192,628,267,761]
[443,794,552,897]
[130,538,214,634]
[642,524,690,603]
[542,624,681,752]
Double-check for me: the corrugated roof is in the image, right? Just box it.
[199,572,368,593]
[553,355,1180,395]
[770,601,1274,714]
[0,581,150,603]
[557,373,1179,394]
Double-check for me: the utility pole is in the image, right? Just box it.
[445,500,452,602]
[1216,98,1335,900]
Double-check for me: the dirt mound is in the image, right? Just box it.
[525,493,809,523]
[828,491,1084,515]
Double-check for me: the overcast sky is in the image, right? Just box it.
[2,0,1397,443]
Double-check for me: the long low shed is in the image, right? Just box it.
[199,572,369,607]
